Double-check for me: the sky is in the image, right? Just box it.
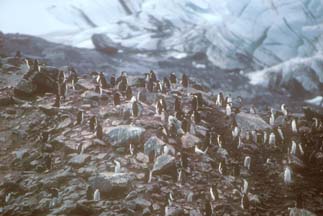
[0,0,73,35]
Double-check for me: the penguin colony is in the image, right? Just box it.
[2,52,323,215]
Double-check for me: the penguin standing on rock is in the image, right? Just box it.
[110,74,116,88]
[125,86,132,100]
[132,101,139,117]
[97,72,108,89]
[76,110,84,125]
[192,95,198,111]
[149,70,157,83]
[174,97,181,112]
[114,92,121,106]
[89,116,97,132]
[181,73,189,88]
[96,123,103,140]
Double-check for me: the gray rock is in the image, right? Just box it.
[181,133,201,149]
[81,91,101,100]
[103,125,145,147]
[89,172,135,199]
[91,34,119,54]
[68,154,91,168]
[152,154,176,176]
[144,136,165,156]
[15,149,29,160]
[236,112,271,131]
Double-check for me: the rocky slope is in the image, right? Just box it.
[0,54,323,216]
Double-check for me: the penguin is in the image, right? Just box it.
[147,78,154,92]
[169,72,177,84]
[187,191,194,202]
[269,132,276,145]
[41,131,49,143]
[296,193,303,209]
[284,167,292,185]
[86,185,93,200]
[126,86,132,100]
[232,163,240,177]
[163,77,171,90]
[149,70,157,83]
[195,145,208,155]
[216,92,225,107]
[226,103,232,116]
[242,179,249,194]
[281,104,288,116]
[94,85,102,96]
[76,110,84,125]
[175,110,184,121]
[181,73,189,88]
[210,184,217,201]
[53,94,60,108]
[204,198,213,216]
[93,189,100,201]
[33,59,40,72]
[110,74,116,88]
[114,160,121,173]
[114,92,121,106]
[192,110,201,124]
[181,117,190,133]
[129,143,135,156]
[177,168,182,184]
[60,81,67,100]
[250,105,257,114]
[174,97,181,112]
[155,80,162,92]
[192,95,198,111]
[20,59,30,74]
[269,108,275,126]
[57,70,65,84]
[241,193,249,209]
[156,100,164,115]
[218,161,227,175]
[15,51,22,58]
[97,72,108,89]
[180,152,188,169]
[132,101,139,117]
[44,154,52,170]
[96,123,103,140]
[291,119,298,134]
[89,116,97,132]
[244,156,251,170]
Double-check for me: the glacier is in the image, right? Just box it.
[1,0,323,71]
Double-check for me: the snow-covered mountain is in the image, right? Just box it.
[1,0,323,71]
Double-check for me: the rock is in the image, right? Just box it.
[56,117,72,130]
[152,155,176,176]
[166,206,185,216]
[130,197,152,209]
[89,172,135,199]
[168,116,184,136]
[91,34,119,54]
[14,79,37,97]
[288,207,316,216]
[0,96,15,107]
[236,112,271,131]
[15,149,29,160]
[144,136,165,156]
[68,154,91,168]
[103,125,145,147]
[181,133,201,149]
[136,152,149,164]
[76,79,95,90]
[81,91,101,100]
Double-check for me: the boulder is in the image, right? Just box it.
[68,154,91,168]
[103,125,145,147]
[81,91,101,100]
[91,34,119,54]
[14,66,60,97]
[181,133,201,149]
[144,136,165,156]
[236,112,271,131]
[152,154,176,176]
[76,79,96,90]
[89,172,135,199]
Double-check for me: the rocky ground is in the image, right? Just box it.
[0,52,323,216]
